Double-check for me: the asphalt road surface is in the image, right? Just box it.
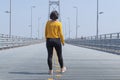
[0,43,120,80]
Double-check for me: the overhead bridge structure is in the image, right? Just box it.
[48,0,61,21]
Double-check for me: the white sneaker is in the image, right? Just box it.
[49,70,53,75]
[61,67,67,73]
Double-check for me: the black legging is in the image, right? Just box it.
[46,38,64,70]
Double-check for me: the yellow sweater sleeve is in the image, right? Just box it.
[59,22,65,44]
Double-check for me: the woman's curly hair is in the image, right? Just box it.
[50,10,59,20]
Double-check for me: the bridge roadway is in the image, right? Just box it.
[0,43,120,80]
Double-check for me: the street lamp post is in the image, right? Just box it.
[96,0,99,39]
[9,0,11,37]
[96,0,103,39]
[30,6,35,38]
[38,17,41,39]
[67,17,70,39]
[63,21,67,39]
[73,6,78,39]
[5,0,11,37]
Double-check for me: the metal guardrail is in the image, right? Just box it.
[0,34,44,50]
[83,32,120,40]
[66,32,120,55]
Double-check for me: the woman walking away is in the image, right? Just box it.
[45,10,66,75]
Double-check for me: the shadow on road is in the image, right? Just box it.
[9,72,48,75]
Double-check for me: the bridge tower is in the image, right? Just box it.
[48,0,61,21]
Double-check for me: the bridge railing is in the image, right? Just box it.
[66,32,120,54]
[85,32,120,40]
[0,34,44,50]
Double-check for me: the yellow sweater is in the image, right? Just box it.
[45,20,64,44]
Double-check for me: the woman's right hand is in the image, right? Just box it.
[62,43,64,46]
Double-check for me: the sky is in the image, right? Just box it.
[0,0,120,39]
